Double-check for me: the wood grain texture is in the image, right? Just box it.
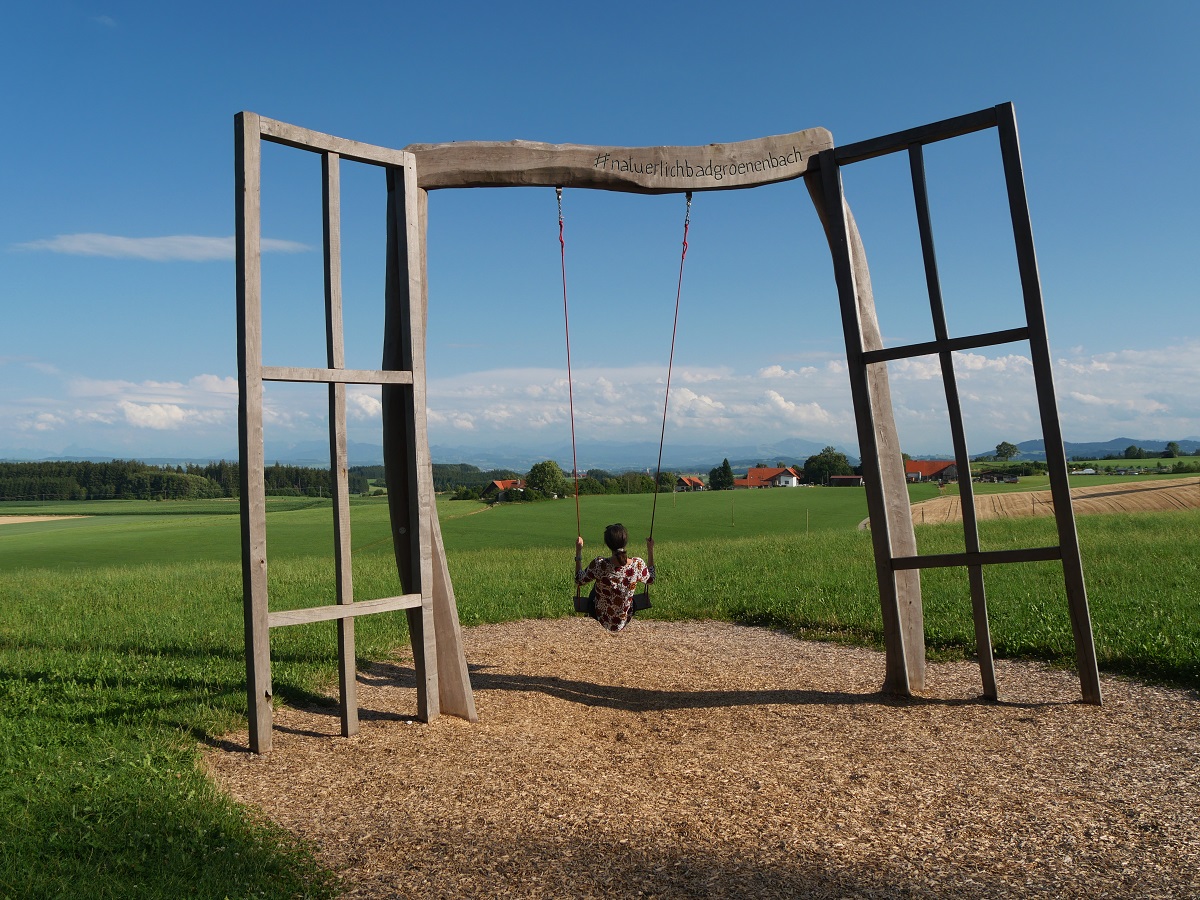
[406,129,832,193]
[430,427,479,721]
[258,115,410,166]
[235,111,274,754]
[323,150,359,738]
[267,595,423,628]
[808,157,924,695]
[261,366,414,385]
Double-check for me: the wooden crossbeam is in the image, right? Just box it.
[860,327,1030,365]
[405,129,833,193]
[261,366,415,385]
[268,594,424,628]
[892,546,1063,571]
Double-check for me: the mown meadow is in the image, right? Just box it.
[1,483,1197,898]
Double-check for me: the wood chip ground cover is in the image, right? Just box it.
[205,619,1200,899]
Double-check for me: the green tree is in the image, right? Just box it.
[1164,441,1181,458]
[1124,444,1145,460]
[526,460,569,498]
[708,458,735,491]
[803,446,853,485]
[576,476,606,495]
[995,441,1020,461]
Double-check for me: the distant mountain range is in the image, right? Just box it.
[5,435,1197,470]
[1008,437,1200,461]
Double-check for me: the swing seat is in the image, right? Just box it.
[574,586,651,615]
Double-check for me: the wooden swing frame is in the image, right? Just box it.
[235,102,1101,752]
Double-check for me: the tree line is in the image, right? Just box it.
[0,460,370,502]
[444,446,862,503]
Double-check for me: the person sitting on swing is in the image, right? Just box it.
[575,523,655,633]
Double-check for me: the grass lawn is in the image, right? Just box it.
[1,482,1196,898]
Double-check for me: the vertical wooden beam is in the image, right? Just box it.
[430,504,479,721]
[409,179,441,721]
[323,150,359,736]
[235,112,273,753]
[418,182,477,723]
[383,159,440,721]
[995,104,1101,704]
[808,156,924,695]
[909,145,997,700]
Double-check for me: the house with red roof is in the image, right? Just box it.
[904,460,958,482]
[675,475,705,491]
[481,478,525,500]
[734,466,803,489]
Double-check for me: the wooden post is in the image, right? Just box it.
[323,150,359,736]
[383,162,440,721]
[235,112,273,753]
[808,156,925,695]
[996,104,1101,705]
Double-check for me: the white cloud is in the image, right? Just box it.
[119,401,200,430]
[6,339,1198,459]
[346,388,382,420]
[17,412,66,432]
[757,364,816,379]
[12,234,309,261]
[761,390,835,426]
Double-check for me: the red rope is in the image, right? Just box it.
[558,187,582,542]
[650,192,692,539]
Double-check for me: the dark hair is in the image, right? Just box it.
[603,523,629,563]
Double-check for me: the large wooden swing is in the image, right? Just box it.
[235,102,1102,753]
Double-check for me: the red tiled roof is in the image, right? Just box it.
[747,466,799,481]
[734,476,771,488]
[905,460,955,478]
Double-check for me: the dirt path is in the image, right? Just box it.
[204,619,1200,899]
[904,476,1200,527]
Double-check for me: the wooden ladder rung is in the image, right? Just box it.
[268,594,424,628]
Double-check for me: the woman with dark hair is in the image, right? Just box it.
[575,523,655,632]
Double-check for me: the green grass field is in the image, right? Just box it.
[1,483,1197,898]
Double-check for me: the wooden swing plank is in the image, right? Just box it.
[405,129,834,194]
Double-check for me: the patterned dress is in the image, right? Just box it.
[576,555,655,633]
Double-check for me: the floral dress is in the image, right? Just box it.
[576,555,655,633]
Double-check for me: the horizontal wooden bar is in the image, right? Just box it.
[405,128,834,193]
[861,327,1030,365]
[892,545,1062,571]
[835,105,1002,166]
[254,115,412,167]
[268,594,423,628]
[261,366,414,385]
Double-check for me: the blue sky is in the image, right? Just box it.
[2,2,1197,465]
